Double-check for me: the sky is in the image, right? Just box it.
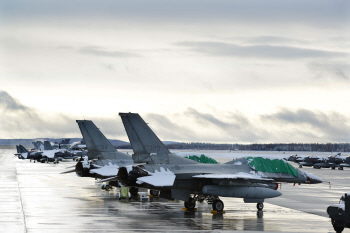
[1,0,350,143]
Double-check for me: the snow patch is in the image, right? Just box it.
[90,162,120,176]
[136,167,175,186]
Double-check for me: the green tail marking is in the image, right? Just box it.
[185,154,218,164]
[246,156,298,177]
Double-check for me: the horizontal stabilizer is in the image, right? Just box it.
[96,176,119,183]
[60,169,76,174]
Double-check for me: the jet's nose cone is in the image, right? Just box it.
[304,171,323,184]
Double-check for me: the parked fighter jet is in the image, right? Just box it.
[41,141,83,163]
[328,153,347,170]
[60,120,140,194]
[14,145,43,162]
[114,113,323,212]
[339,156,350,170]
[69,140,87,150]
[298,155,331,169]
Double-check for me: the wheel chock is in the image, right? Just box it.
[211,210,225,214]
[182,208,197,211]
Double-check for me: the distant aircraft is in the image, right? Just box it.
[296,153,347,170]
[298,155,331,169]
[114,113,323,212]
[328,153,347,170]
[41,141,83,163]
[339,156,350,169]
[69,140,87,150]
[14,145,43,162]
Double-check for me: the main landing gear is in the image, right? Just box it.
[257,202,264,211]
[184,195,225,212]
[212,199,224,212]
[184,197,196,210]
[150,190,160,196]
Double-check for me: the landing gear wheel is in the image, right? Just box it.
[332,166,336,170]
[184,197,196,210]
[129,187,138,196]
[212,200,224,212]
[332,220,344,233]
[299,165,302,168]
[338,167,344,170]
[257,203,264,211]
[150,190,159,196]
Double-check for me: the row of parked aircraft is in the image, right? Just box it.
[56,112,323,213]
[287,153,350,170]
[15,140,86,163]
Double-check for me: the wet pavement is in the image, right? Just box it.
[1,149,349,233]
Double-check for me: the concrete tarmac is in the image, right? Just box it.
[1,149,349,233]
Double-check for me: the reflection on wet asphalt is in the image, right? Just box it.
[1,149,349,232]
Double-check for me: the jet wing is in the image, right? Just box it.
[60,169,76,174]
[192,173,273,182]
[136,167,176,187]
[42,150,56,158]
[90,164,120,177]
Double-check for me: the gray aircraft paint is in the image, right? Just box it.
[119,112,197,165]
[63,120,134,179]
[77,120,131,161]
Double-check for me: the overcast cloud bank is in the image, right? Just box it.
[1,91,349,143]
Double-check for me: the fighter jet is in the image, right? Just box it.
[328,153,347,170]
[61,120,141,194]
[339,156,350,170]
[114,113,323,212]
[298,155,331,169]
[69,140,87,150]
[14,144,43,162]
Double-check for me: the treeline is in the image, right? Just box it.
[118,142,350,152]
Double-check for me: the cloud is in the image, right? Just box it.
[0,91,28,111]
[144,113,197,141]
[245,36,307,45]
[1,91,350,143]
[176,41,347,59]
[184,108,265,142]
[0,90,125,139]
[261,108,350,142]
[307,62,350,81]
[78,46,140,58]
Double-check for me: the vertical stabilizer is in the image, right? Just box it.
[18,145,28,153]
[119,113,197,164]
[44,141,53,150]
[32,141,44,151]
[37,141,44,151]
[76,120,130,160]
